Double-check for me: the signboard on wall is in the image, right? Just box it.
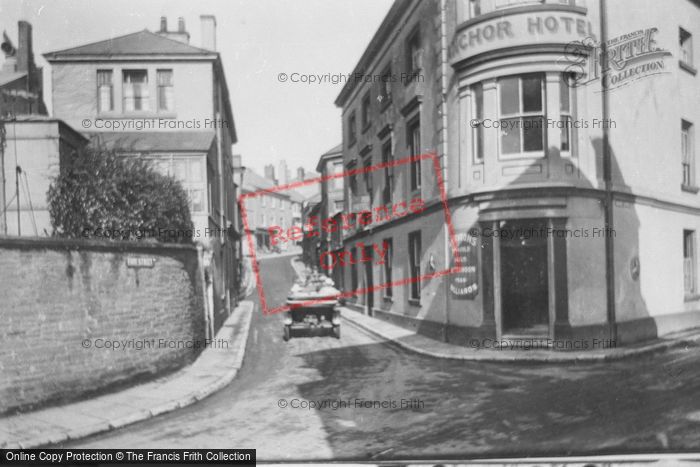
[450,230,479,299]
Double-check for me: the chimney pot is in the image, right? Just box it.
[160,16,167,32]
[178,17,185,33]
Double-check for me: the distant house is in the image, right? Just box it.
[315,143,344,285]
[43,16,240,325]
[0,21,87,237]
[240,169,303,254]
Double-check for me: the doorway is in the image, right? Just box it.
[500,219,549,336]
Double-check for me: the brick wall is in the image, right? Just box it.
[0,237,205,415]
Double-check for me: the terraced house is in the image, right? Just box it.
[336,0,700,348]
[44,16,241,330]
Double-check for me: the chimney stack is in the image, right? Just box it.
[297,167,305,181]
[264,164,276,183]
[17,21,34,74]
[156,16,190,44]
[200,15,217,51]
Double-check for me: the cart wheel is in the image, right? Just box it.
[283,325,291,341]
[333,325,341,339]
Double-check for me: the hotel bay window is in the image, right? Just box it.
[469,72,575,163]
[461,0,577,21]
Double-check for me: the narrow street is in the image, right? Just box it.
[63,255,700,461]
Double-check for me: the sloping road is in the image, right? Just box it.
[64,255,700,461]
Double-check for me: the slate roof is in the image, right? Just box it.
[44,30,215,59]
[89,131,215,152]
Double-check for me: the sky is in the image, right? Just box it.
[0,0,394,175]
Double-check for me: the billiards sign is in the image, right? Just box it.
[450,231,479,299]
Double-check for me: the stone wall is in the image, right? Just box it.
[0,237,205,415]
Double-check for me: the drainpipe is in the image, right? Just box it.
[440,0,450,342]
[215,110,228,315]
[0,118,5,235]
[600,0,617,341]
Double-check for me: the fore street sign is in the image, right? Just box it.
[126,256,157,268]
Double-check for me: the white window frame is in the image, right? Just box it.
[497,73,546,160]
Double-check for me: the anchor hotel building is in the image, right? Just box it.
[335,0,700,347]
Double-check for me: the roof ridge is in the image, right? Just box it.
[44,29,215,58]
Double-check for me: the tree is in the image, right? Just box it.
[48,146,194,243]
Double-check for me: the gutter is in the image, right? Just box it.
[440,0,450,343]
[600,0,617,341]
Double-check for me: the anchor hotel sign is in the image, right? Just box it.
[449,9,596,63]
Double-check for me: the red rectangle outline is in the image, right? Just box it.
[238,151,462,315]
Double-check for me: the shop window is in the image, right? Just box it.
[96,70,113,112]
[684,230,696,296]
[682,120,694,188]
[408,231,422,301]
[498,73,545,157]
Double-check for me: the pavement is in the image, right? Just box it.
[341,307,700,363]
[289,255,700,363]
[0,300,254,449]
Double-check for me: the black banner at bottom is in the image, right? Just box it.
[1,449,256,465]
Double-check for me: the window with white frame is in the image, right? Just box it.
[157,69,174,111]
[148,156,205,212]
[498,73,545,157]
[408,231,422,301]
[97,70,113,112]
[331,161,344,190]
[406,28,422,75]
[560,73,574,154]
[122,70,149,112]
[680,27,693,68]
[684,230,696,296]
[408,117,421,191]
[382,139,394,204]
[383,238,393,298]
[682,120,694,187]
[472,82,484,163]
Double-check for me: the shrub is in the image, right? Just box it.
[48,146,194,243]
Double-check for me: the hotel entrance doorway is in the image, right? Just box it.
[500,219,549,336]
